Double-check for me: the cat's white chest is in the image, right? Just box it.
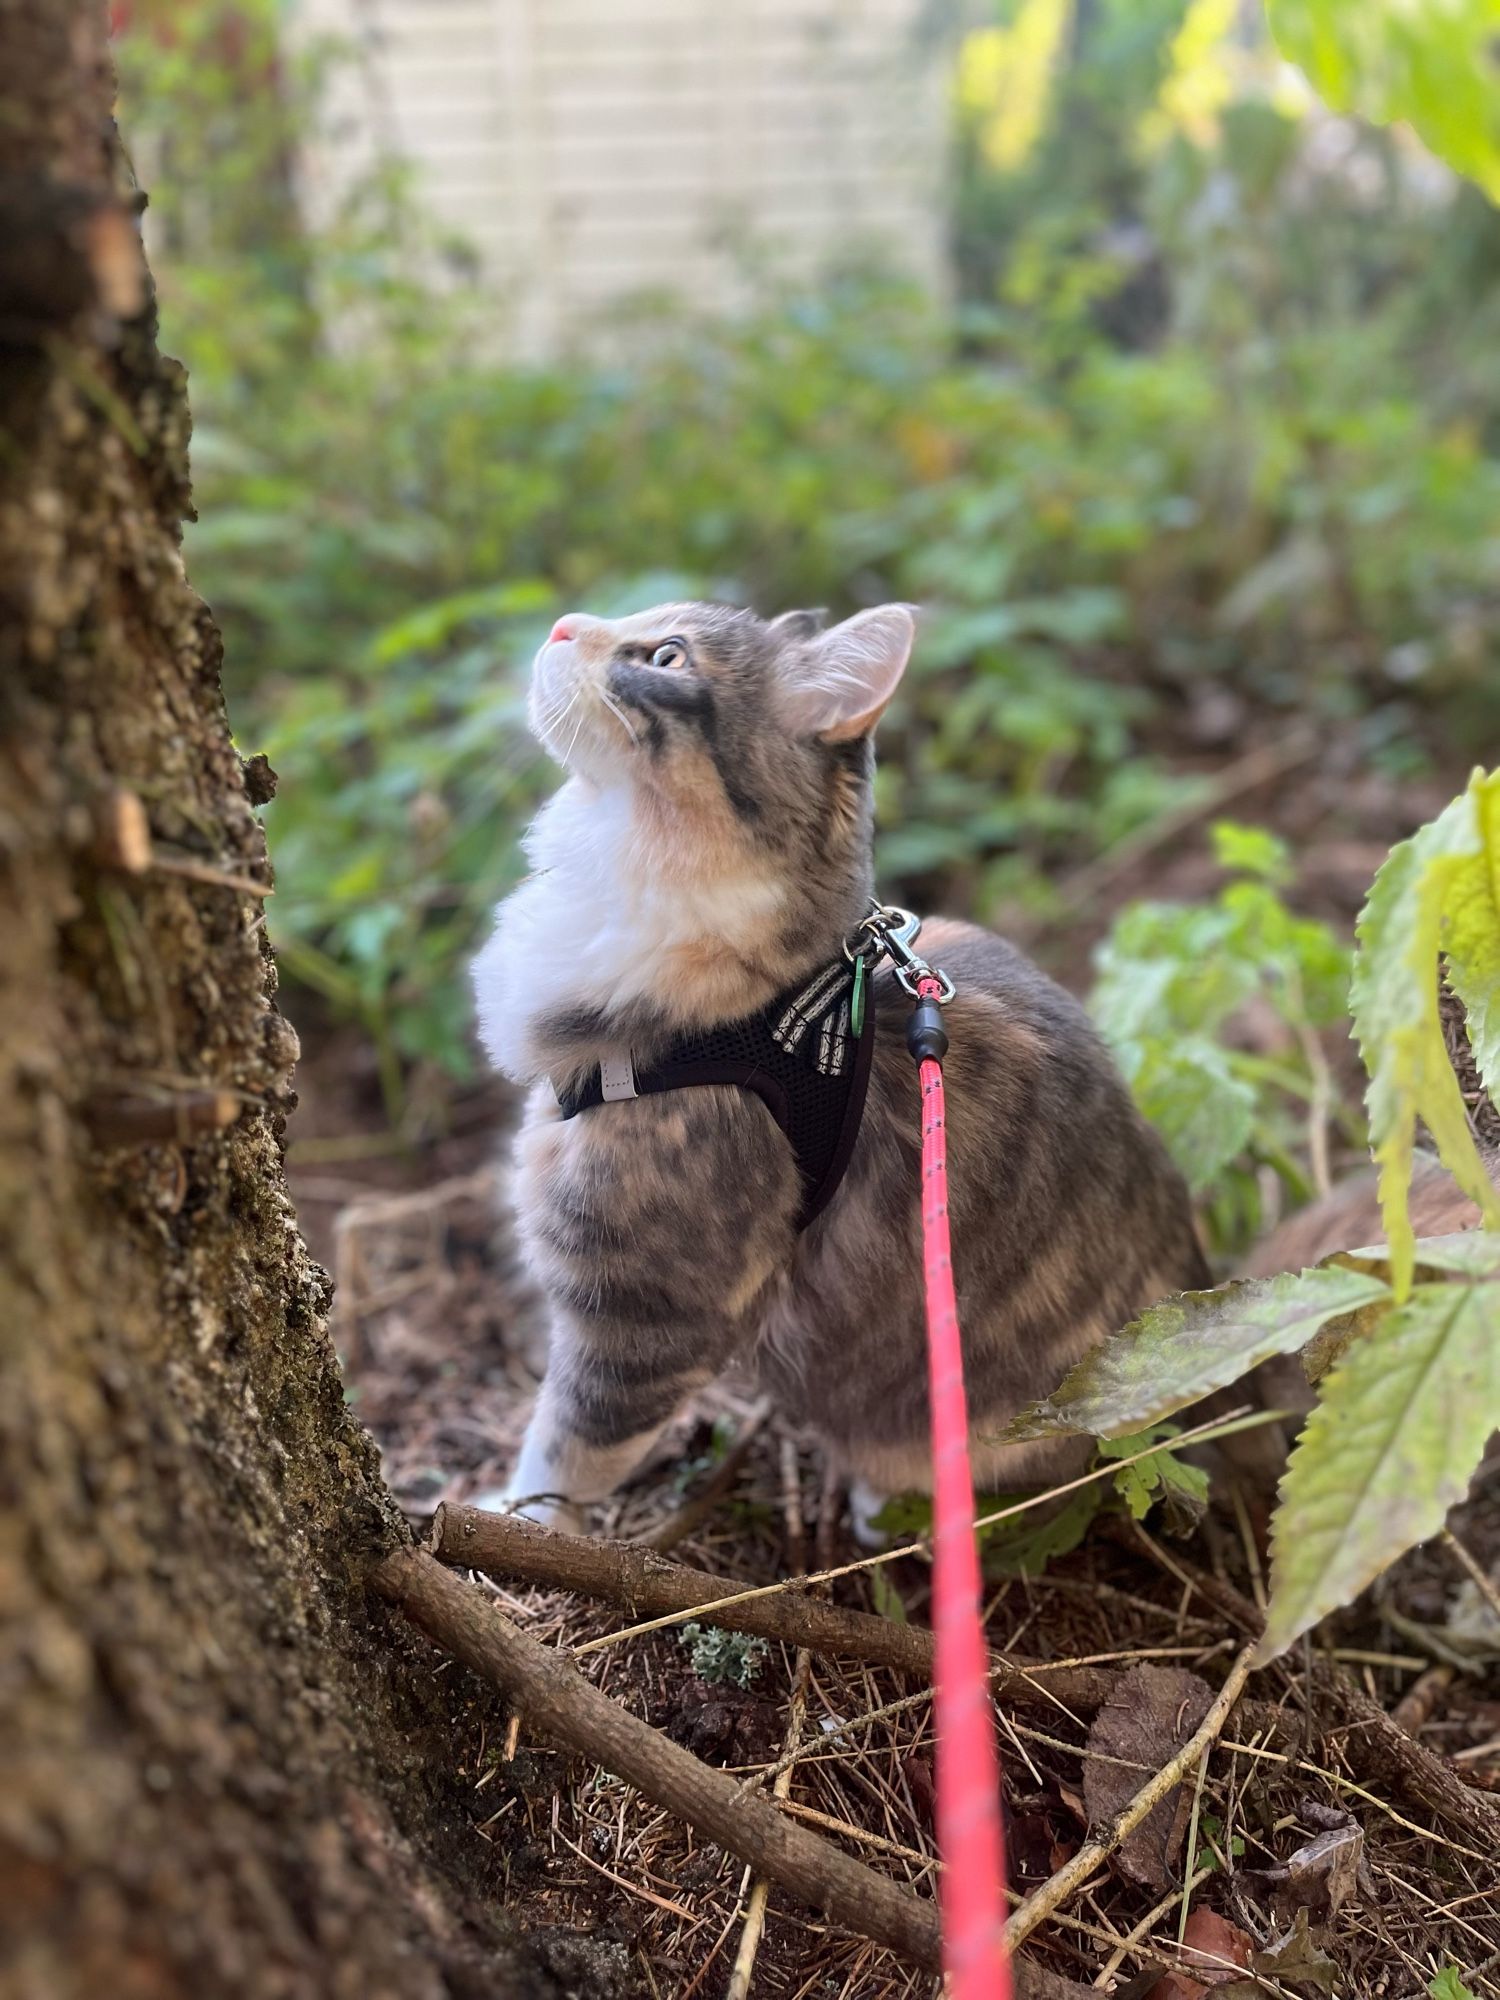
[471,781,782,1082]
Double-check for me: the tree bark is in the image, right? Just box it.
[0,9,619,1997]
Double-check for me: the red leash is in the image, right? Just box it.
[909,971,1014,2000]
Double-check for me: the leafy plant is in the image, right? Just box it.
[1097,1424,1209,1526]
[1191,1809,1245,1875]
[1006,773,1500,1657]
[1429,1969,1480,2000]
[1266,0,1500,201]
[678,1623,767,1689]
[1092,821,1353,1247]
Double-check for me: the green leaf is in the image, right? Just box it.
[1000,1265,1392,1441]
[1351,771,1500,1299]
[869,1565,908,1625]
[1429,1969,1479,2000]
[977,1482,1101,1578]
[1266,0,1500,201]
[1258,1280,1500,1660]
[1099,1426,1210,1521]
[1444,768,1500,1109]
[1211,819,1291,885]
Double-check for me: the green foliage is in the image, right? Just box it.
[1352,768,1500,1296]
[1261,1272,1500,1657]
[1092,822,1351,1241]
[1097,1424,1209,1524]
[1001,1264,1391,1442]
[678,1623,767,1689]
[1012,767,1500,1656]
[977,1485,1103,1577]
[1191,1809,1245,1875]
[1267,0,1500,200]
[1429,1970,1479,2000]
[119,3,1500,1091]
[868,1480,1102,1576]
[868,1567,909,1625]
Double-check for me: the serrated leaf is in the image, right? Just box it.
[1258,1280,1500,1660]
[999,1265,1391,1441]
[1351,772,1500,1299]
[1444,768,1500,1109]
[1099,1426,1210,1521]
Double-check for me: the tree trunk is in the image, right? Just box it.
[0,9,619,1996]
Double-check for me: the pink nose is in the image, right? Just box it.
[548,617,577,644]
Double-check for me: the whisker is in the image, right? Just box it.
[599,690,639,746]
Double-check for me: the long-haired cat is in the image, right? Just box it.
[471,602,1210,1536]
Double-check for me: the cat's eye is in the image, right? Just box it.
[650,639,687,670]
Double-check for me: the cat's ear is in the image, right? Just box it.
[776,604,916,741]
[768,607,828,642]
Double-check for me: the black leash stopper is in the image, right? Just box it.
[907,993,949,1065]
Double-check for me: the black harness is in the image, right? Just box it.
[554,953,877,1231]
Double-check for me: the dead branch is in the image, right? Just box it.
[373,1546,1094,1996]
[375,1545,939,1967]
[1007,1645,1257,1950]
[1443,1527,1500,1628]
[431,1502,1118,1711]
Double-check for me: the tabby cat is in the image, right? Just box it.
[471,602,1209,1537]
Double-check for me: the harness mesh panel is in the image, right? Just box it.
[555,961,875,1229]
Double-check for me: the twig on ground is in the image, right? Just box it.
[549,1413,1275,1662]
[1091,1867,1214,1989]
[375,1545,1099,1997]
[1391,1663,1456,1734]
[373,1545,943,1971]
[431,1502,1118,1710]
[1006,1645,1257,1951]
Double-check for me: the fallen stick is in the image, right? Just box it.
[431,1502,1118,1712]
[375,1545,941,1970]
[373,1547,1094,1997]
[1006,1644,1257,1950]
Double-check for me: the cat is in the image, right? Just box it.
[470,601,1211,1539]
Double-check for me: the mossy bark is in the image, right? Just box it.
[0,9,619,1996]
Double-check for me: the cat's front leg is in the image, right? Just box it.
[475,1315,712,1531]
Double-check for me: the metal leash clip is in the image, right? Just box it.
[845,901,956,1003]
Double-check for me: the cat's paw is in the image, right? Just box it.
[848,1478,894,1550]
[467,1486,588,1537]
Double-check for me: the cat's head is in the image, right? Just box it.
[529,599,915,935]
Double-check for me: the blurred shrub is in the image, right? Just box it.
[1092,821,1354,1256]
[118,2,1500,1128]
